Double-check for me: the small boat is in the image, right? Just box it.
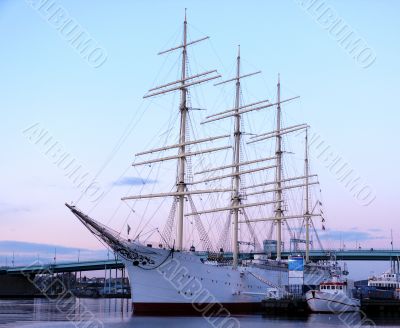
[356,270,400,300]
[306,277,360,313]
[368,270,400,290]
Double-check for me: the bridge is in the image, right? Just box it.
[1,259,124,275]
[2,249,400,275]
[275,249,400,261]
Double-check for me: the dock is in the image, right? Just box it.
[262,298,309,314]
[361,299,400,313]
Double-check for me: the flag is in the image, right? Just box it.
[127,224,131,235]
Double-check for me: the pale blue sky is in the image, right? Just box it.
[1,0,399,265]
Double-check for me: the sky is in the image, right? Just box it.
[1,1,400,276]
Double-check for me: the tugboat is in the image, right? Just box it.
[358,270,400,300]
[306,277,360,313]
[368,271,400,290]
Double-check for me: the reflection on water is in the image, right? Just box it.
[0,298,131,326]
[0,298,399,327]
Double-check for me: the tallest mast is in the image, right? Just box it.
[177,10,188,251]
[128,10,221,251]
[232,45,242,268]
[275,74,283,260]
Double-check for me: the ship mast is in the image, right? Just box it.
[198,69,322,262]
[206,47,265,268]
[194,49,277,265]
[243,93,322,259]
[275,74,284,261]
[199,71,307,262]
[304,127,310,262]
[124,10,223,252]
[232,45,242,268]
[177,10,188,251]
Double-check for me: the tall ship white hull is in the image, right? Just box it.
[119,239,331,313]
[67,203,332,314]
[124,248,333,313]
[124,251,271,313]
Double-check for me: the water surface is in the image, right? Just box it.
[0,298,399,327]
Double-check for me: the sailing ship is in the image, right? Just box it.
[66,12,334,314]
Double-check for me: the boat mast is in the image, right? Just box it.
[177,10,188,251]
[197,50,267,260]
[275,74,283,261]
[305,127,310,262]
[85,10,221,253]
[232,45,242,268]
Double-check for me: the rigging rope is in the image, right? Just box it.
[187,194,214,252]
[242,209,262,251]
[217,213,232,252]
[161,198,178,248]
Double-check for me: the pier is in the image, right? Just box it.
[262,298,309,314]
